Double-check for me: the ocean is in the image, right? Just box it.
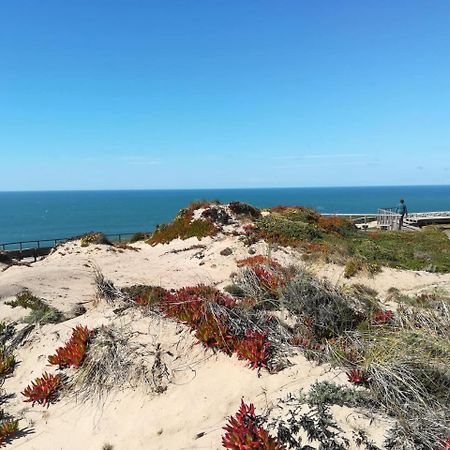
[1,185,450,245]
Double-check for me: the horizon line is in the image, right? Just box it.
[1,183,450,193]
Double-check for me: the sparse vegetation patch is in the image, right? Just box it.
[6,290,63,325]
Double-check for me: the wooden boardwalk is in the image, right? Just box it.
[377,209,450,230]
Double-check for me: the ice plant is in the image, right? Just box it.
[194,313,233,354]
[372,309,394,325]
[162,285,235,325]
[0,346,15,377]
[22,372,62,407]
[134,295,149,306]
[0,419,19,447]
[289,335,325,352]
[346,369,371,386]
[161,286,275,370]
[251,267,283,294]
[222,400,284,449]
[233,331,271,370]
[48,325,92,369]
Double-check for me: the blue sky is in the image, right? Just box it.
[1,0,449,190]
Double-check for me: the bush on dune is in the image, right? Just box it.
[224,382,378,450]
[70,324,167,400]
[128,232,151,243]
[282,269,371,340]
[325,298,450,449]
[148,204,218,245]
[232,260,449,448]
[232,256,297,306]
[351,228,450,273]
[253,214,323,246]
[228,201,262,219]
[79,232,112,247]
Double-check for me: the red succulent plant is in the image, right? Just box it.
[161,285,275,370]
[372,309,394,325]
[22,372,62,407]
[222,400,284,450]
[48,325,92,369]
[346,368,371,386]
[233,331,272,370]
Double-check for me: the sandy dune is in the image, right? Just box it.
[1,234,449,449]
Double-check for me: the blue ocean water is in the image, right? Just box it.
[1,186,450,244]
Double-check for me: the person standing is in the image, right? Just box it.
[396,198,408,230]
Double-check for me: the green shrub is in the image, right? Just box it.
[24,306,62,325]
[350,228,450,273]
[79,232,112,247]
[307,380,376,409]
[255,215,322,246]
[248,204,450,273]
[129,232,151,243]
[0,252,12,265]
[223,284,246,297]
[282,270,368,340]
[148,206,217,245]
[228,201,261,219]
[6,290,41,309]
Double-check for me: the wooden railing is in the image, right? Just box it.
[377,208,401,230]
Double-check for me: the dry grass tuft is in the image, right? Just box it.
[93,268,126,305]
[327,303,450,449]
[70,325,167,402]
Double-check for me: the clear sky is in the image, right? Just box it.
[1,1,449,190]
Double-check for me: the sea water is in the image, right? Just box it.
[1,186,450,244]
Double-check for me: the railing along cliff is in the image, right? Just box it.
[0,232,138,261]
[377,208,401,230]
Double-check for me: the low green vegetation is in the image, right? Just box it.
[148,203,218,245]
[6,290,63,325]
[248,206,450,273]
[306,380,376,409]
